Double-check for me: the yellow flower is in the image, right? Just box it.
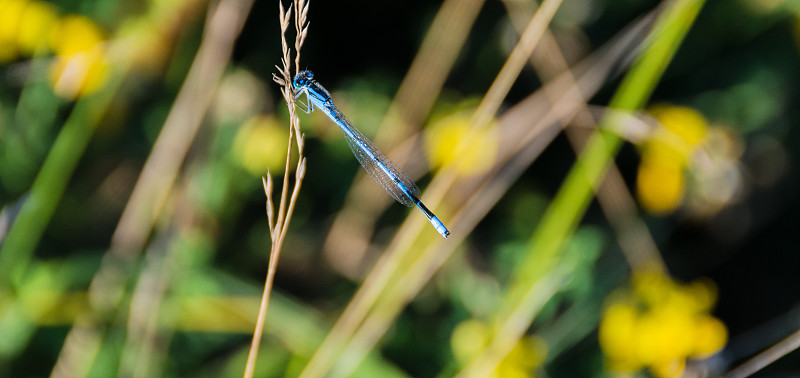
[635,305,694,365]
[231,115,291,176]
[636,153,684,214]
[692,315,727,358]
[600,272,727,378]
[598,302,640,372]
[49,14,105,56]
[48,14,108,99]
[636,105,709,215]
[0,0,29,61]
[17,0,58,56]
[649,105,707,151]
[425,111,497,177]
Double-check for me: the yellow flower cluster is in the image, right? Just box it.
[0,0,107,99]
[599,271,727,377]
[636,105,708,215]
[451,319,548,378]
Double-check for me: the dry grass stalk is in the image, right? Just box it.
[244,1,309,377]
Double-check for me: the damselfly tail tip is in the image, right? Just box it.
[429,217,450,239]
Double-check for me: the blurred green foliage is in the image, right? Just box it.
[0,0,799,376]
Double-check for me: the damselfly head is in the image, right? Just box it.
[293,70,314,89]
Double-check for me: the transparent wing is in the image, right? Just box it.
[326,105,420,207]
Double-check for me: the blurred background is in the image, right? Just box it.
[0,0,799,376]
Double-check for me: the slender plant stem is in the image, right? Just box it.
[244,1,308,376]
[723,329,800,378]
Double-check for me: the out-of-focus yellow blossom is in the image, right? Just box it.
[49,15,105,56]
[637,155,684,215]
[426,111,498,177]
[0,1,109,98]
[451,319,547,378]
[17,1,58,55]
[0,0,29,61]
[692,315,728,357]
[47,14,108,99]
[648,105,707,161]
[633,104,744,217]
[232,115,291,175]
[598,303,640,372]
[599,271,727,378]
[636,105,708,214]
